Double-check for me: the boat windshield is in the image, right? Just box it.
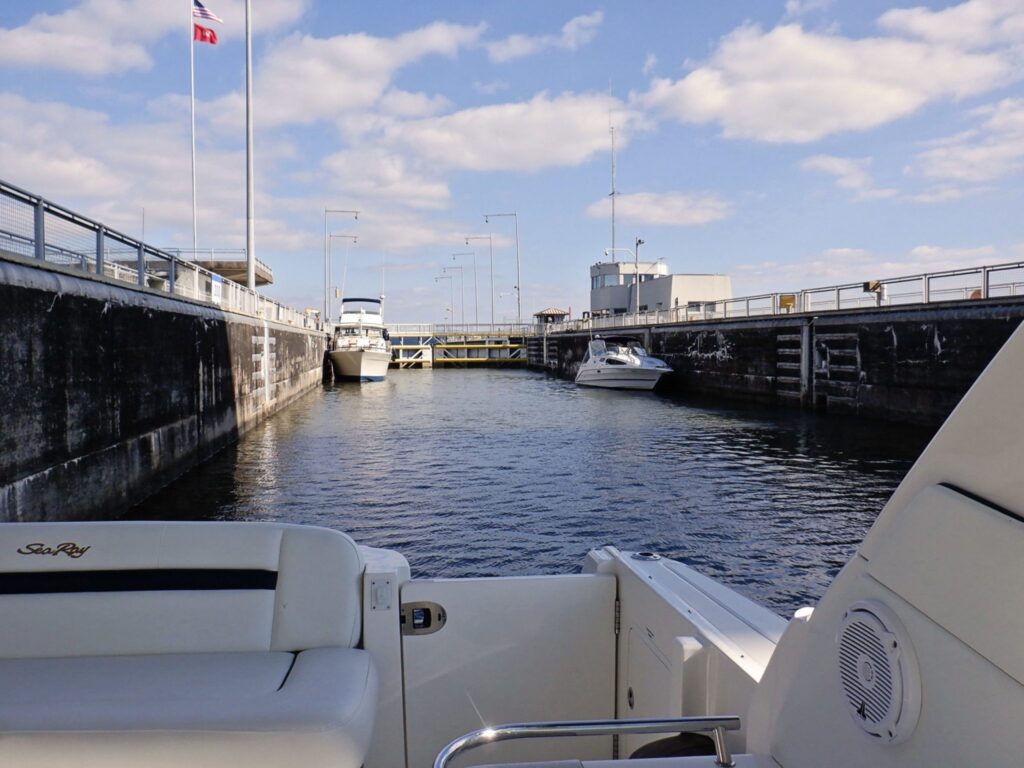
[606,341,646,356]
[587,339,607,359]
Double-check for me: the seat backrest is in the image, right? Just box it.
[0,521,364,658]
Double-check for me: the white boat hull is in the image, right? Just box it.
[575,365,668,390]
[328,348,391,382]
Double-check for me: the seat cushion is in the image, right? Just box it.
[0,647,377,768]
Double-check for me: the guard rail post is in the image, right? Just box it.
[96,227,105,276]
[33,199,45,261]
[982,267,990,299]
[137,243,145,287]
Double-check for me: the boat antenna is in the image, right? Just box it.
[609,79,617,263]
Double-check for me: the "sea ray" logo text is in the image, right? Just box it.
[17,542,90,559]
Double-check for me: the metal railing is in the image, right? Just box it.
[162,248,274,283]
[389,323,533,337]
[546,260,1024,333]
[0,179,321,331]
[433,716,742,768]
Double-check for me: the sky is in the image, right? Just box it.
[1,0,1023,323]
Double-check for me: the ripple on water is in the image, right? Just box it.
[131,368,932,617]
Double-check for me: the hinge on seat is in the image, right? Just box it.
[614,598,621,636]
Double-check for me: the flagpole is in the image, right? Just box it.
[245,0,255,291]
[189,0,197,256]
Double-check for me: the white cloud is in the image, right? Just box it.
[208,22,485,130]
[907,185,986,203]
[801,155,898,200]
[642,18,1014,143]
[784,0,834,19]
[377,90,452,118]
[916,98,1024,182]
[473,80,509,95]
[381,91,646,172]
[642,53,657,76]
[487,11,603,63]
[585,192,732,227]
[0,92,310,253]
[322,150,450,210]
[733,243,999,293]
[0,0,308,76]
[879,0,1024,50]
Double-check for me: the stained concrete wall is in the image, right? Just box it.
[0,254,325,522]
[531,297,1024,427]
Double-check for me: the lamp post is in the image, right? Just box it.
[323,208,359,321]
[635,237,644,324]
[484,212,521,325]
[328,233,357,322]
[465,235,493,327]
[452,252,478,325]
[435,275,454,330]
[443,265,465,325]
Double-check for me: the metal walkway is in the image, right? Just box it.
[389,325,531,368]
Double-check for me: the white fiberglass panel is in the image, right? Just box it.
[401,574,616,768]
[869,484,1024,685]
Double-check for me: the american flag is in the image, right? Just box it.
[192,0,223,24]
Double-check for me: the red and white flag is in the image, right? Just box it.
[193,23,218,45]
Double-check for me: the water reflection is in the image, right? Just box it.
[132,369,932,616]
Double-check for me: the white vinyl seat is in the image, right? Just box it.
[0,521,377,768]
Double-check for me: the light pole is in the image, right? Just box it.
[452,252,478,325]
[443,265,465,325]
[329,233,357,322]
[484,212,521,324]
[323,208,359,321]
[635,237,644,324]
[465,235,493,327]
[435,275,454,329]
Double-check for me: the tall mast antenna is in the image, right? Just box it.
[609,81,617,263]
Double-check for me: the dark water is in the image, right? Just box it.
[132,369,934,617]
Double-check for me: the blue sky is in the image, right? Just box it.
[2,0,1023,322]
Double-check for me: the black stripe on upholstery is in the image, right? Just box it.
[0,568,278,595]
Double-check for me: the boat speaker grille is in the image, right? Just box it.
[836,600,920,744]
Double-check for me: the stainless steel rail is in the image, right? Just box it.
[432,715,742,768]
[0,178,319,330]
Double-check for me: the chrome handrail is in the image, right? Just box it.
[432,715,741,768]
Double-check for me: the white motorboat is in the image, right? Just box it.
[5,320,1024,768]
[328,297,392,382]
[575,336,673,390]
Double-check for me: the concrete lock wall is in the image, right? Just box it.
[531,298,1024,427]
[0,256,325,522]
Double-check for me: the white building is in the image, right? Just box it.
[589,260,731,317]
